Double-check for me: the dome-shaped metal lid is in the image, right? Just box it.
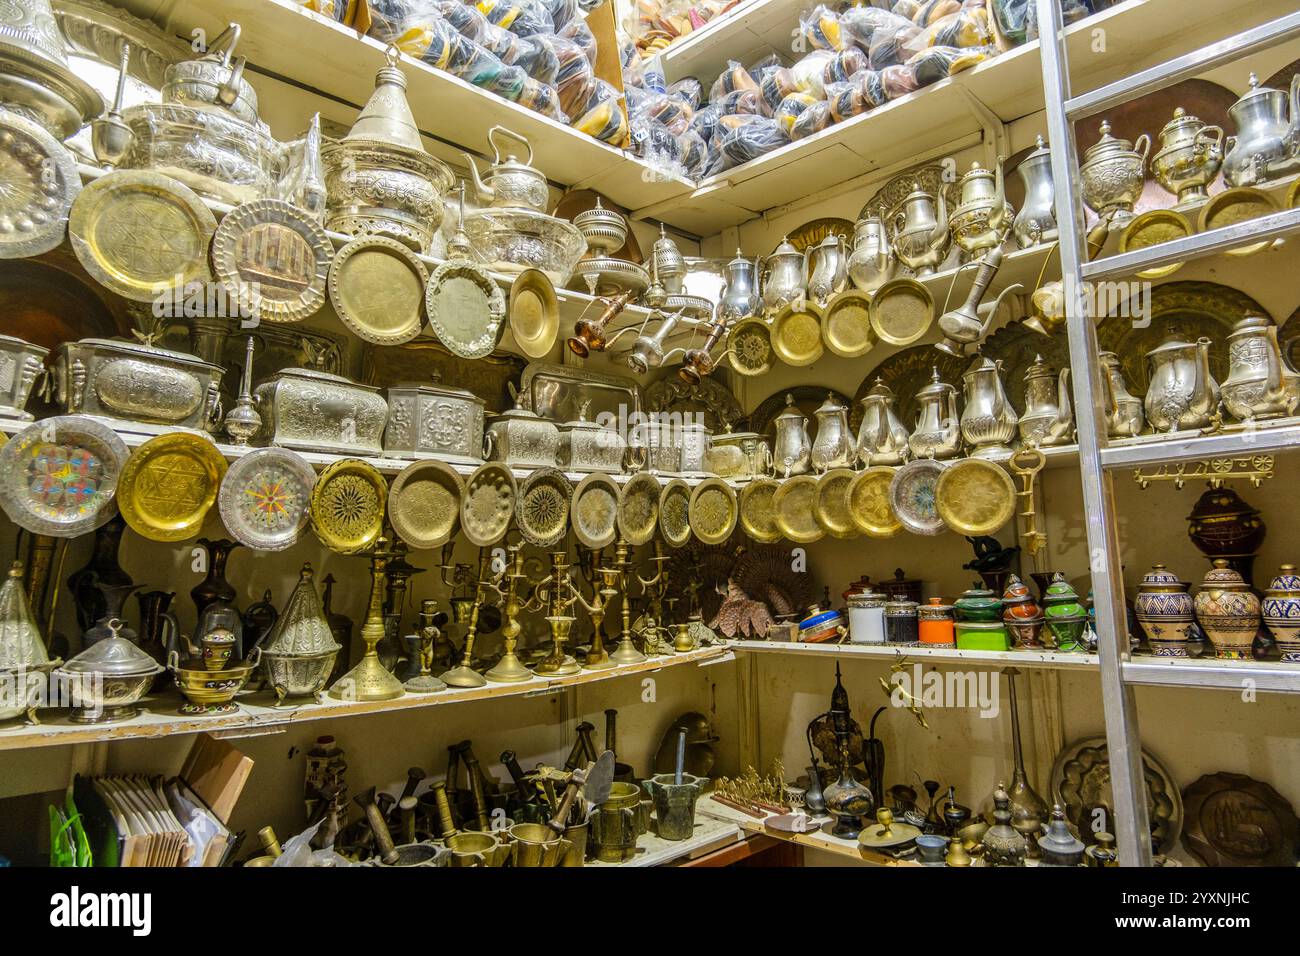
[62,620,161,676]
[262,563,340,656]
[344,46,425,154]
[0,563,51,670]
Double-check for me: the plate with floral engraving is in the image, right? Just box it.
[571,472,619,549]
[0,415,127,537]
[771,300,824,367]
[846,466,900,538]
[310,458,387,554]
[617,471,660,546]
[212,199,333,323]
[218,447,316,551]
[118,432,227,543]
[329,235,429,344]
[813,468,857,539]
[517,467,572,548]
[658,478,692,548]
[728,318,774,377]
[772,474,823,544]
[889,458,949,536]
[738,477,781,544]
[461,461,517,546]
[689,477,738,546]
[387,458,464,550]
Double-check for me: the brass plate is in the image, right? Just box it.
[772,475,822,544]
[329,235,428,344]
[934,457,1015,536]
[0,110,80,259]
[821,289,877,358]
[1288,177,1300,210]
[388,459,464,550]
[218,446,316,552]
[509,268,559,359]
[68,170,216,302]
[869,277,934,346]
[1118,208,1193,278]
[461,461,517,546]
[571,471,619,549]
[0,415,127,537]
[728,318,774,377]
[889,458,948,536]
[689,477,738,546]
[617,471,660,546]
[813,468,857,539]
[118,432,226,543]
[771,300,824,366]
[426,259,506,359]
[738,477,781,544]
[846,466,901,538]
[517,467,572,549]
[659,478,692,548]
[213,199,332,323]
[310,458,387,555]
[1196,186,1278,257]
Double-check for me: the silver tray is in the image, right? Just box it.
[888,458,948,536]
[217,446,316,552]
[519,361,644,426]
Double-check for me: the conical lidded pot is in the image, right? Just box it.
[260,563,341,703]
[0,563,52,670]
[1193,559,1261,660]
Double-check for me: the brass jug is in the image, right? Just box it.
[1221,315,1300,422]
[1099,351,1146,438]
[891,183,950,276]
[1018,355,1073,447]
[960,356,1018,458]
[909,368,961,460]
[855,380,911,466]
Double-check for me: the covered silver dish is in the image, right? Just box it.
[255,367,388,456]
[556,400,624,473]
[384,373,486,464]
[0,562,60,723]
[258,563,340,704]
[703,427,770,479]
[484,390,558,469]
[0,334,48,421]
[56,618,162,724]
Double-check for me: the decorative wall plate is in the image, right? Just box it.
[388,459,464,550]
[328,235,428,344]
[571,471,619,548]
[0,110,80,259]
[517,467,572,548]
[218,446,315,551]
[934,458,1015,536]
[118,432,226,543]
[821,289,877,358]
[310,458,387,555]
[0,415,127,537]
[1180,772,1299,867]
[1118,208,1193,278]
[659,478,692,548]
[1196,186,1277,257]
[813,468,857,539]
[772,474,823,544]
[68,170,216,302]
[889,458,948,536]
[689,478,738,546]
[771,300,824,366]
[846,466,901,538]
[1288,177,1300,209]
[870,277,934,346]
[738,477,781,543]
[427,259,507,359]
[212,199,332,323]
[728,318,774,377]
[617,471,660,546]
[508,269,559,359]
[460,461,517,546]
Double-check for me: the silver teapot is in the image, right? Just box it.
[847,210,896,293]
[761,236,807,313]
[772,394,812,477]
[949,161,1011,258]
[651,225,687,294]
[806,233,848,304]
[909,368,961,460]
[810,392,854,473]
[1099,351,1146,438]
[960,356,1018,458]
[1151,107,1224,205]
[161,22,258,125]
[718,249,761,322]
[855,380,910,466]
[1018,355,1073,447]
[1144,329,1219,433]
[1223,73,1300,187]
[891,183,950,276]
[1080,120,1150,220]
[1012,136,1058,249]
[463,126,550,214]
[1220,315,1300,422]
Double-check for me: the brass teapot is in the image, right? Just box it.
[855,379,910,466]
[1018,355,1073,447]
[1144,329,1219,432]
[960,355,1018,458]
[949,161,1011,258]
[909,368,961,460]
[463,126,549,213]
[1151,107,1224,205]
[1223,73,1300,187]
[1099,351,1146,438]
[891,182,950,276]
[1220,315,1300,422]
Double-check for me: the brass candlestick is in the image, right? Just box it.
[536,615,581,676]
[485,543,534,683]
[440,549,497,688]
[330,537,405,701]
[636,540,673,655]
[404,599,447,693]
[608,538,647,665]
[533,551,581,675]
[571,565,617,670]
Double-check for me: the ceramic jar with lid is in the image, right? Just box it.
[1134,564,1194,657]
[1186,486,1266,575]
[954,584,1001,622]
[1151,107,1224,205]
[847,590,887,644]
[954,585,1007,650]
[1262,564,1300,662]
[1193,559,1261,660]
[1079,120,1151,220]
[1043,575,1088,651]
[384,374,485,463]
[1001,575,1044,649]
[918,598,955,647]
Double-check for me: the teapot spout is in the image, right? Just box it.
[460,151,493,206]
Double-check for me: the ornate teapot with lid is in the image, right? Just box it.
[161,22,258,124]
[462,126,549,213]
[1080,120,1150,220]
[651,225,687,294]
[1152,107,1224,205]
[1223,73,1300,187]
[761,236,807,313]
[855,379,910,466]
[1144,328,1219,432]
[483,385,559,468]
[909,368,961,460]
[960,356,1018,458]
[891,182,950,276]
[806,233,848,304]
[772,394,812,477]
[1221,315,1300,422]
[1018,355,1073,447]
[810,393,854,473]
[718,250,760,321]
[949,160,1011,258]
[1012,136,1058,249]
[1099,351,1146,437]
[846,210,896,293]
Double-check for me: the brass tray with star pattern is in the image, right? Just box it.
[617,471,660,547]
[461,461,517,547]
[310,458,387,554]
[517,467,572,549]
[118,432,227,543]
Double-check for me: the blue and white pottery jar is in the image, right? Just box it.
[1262,563,1300,662]
[1133,564,1194,657]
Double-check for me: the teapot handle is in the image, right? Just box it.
[488,126,533,166]
[1134,133,1151,165]
[1196,125,1225,153]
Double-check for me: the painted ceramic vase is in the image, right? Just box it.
[1001,575,1044,649]
[1193,559,1260,660]
[1042,575,1087,652]
[1134,564,1194,657]
[1262,564,1300,663]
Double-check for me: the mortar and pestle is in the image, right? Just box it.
[641,729,705,842]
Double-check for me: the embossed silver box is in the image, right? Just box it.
[384,377,485,464]
[556,411,624,473]
[255,367,388,456]
[51,338,224,432]
[0,334,48,421]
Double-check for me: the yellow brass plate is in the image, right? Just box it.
[846,466,900,538]
[118,432,226,543]
[571,471,619,549]
[689,477,737,546]
[617,471,660,546]
[659,478,692,548]
[461,461,517,547]
[517,467,572,548]
[68,169,216,302]
[813,467,857,539]
[1196,186,1278,257]
[388,459,463,550]
[728,318,774,377]
[869,278,934,346]
[310,458,387,555]
[509,269,559,359]
[213,199,332,323]
[771,301,825,367]
[934,457,1016,536]
[1118,208,1192,279]
[738,477,780,544]
[1288,177,1300,210]
[329,235,429,344]
[821,289,877,358]
[772,474,823,544]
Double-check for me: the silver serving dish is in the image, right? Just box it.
[254,367,388,457]
[573,198,627,255]
[0,415,127,537]
[556,402,625,473]
[462,206,587,285]
[217,446,316,552]
[520,361,644,425]
[56,624,162,723]
[0,334,47,421]
[52,337,224,433]
[384,375,486,464]
[570,257,650,297]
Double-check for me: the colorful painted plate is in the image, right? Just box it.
[617,471,661,546]
[460,461,517,546]
[0,415,127,537]
[658,478,692,548]
[738,477,781,544]
[821,289,877,358]
[509,268,559,359]
[934,457,1016,536]
[813,467,857,539]
[771,300,825,367]
[118,432,227,543]
[889,458,948,536]
[328,235,428,344]
[517,467,572,549]
[869,277,934,346]
[310,458,387,554]
[387,458,464,550]
[689,477,738,546]
[772,474,823,544]
[218,446,316,551]
[571,471,619,549]
[846,466,901,538]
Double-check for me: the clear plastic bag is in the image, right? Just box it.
[880,62,920,99]
[476,0,555,36]
[1026,0,1092,39]
[788,49,836,99]
[791,100,833,139]
[759,65,798,111]
[823,47,868,83]
[868,19,922,70]
[774,91,820,133]
[914,0,963,26]
[271,821,359,867]
[840,6,913,51]
[574,79,629,145]
[716,115,789,168]
[891,0,922,20]
[799,4,850,51]
[715,87,768,117]
[826,79,867,123]
[709,59,759,102]
[669,77,704,109]
[559,15,598,66]
[910,4,994,49]
[857,68,887,108]
[689,103,720,142]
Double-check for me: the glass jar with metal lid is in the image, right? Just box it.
[884,600,918,644]
[847,589,886,644]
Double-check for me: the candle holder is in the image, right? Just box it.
[535,615,581,676]
[440,549,499,688]
[404,599,448,693]
[608,538,647,665]
[485,543,535,683]
[531,551,581,675]
[329,537,405,702]
[571,564,617,670]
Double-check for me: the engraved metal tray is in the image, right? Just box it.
[520,361,644,425]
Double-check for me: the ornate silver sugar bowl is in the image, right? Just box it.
[1151,107,1224,205]
[1080,120,1150,221]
